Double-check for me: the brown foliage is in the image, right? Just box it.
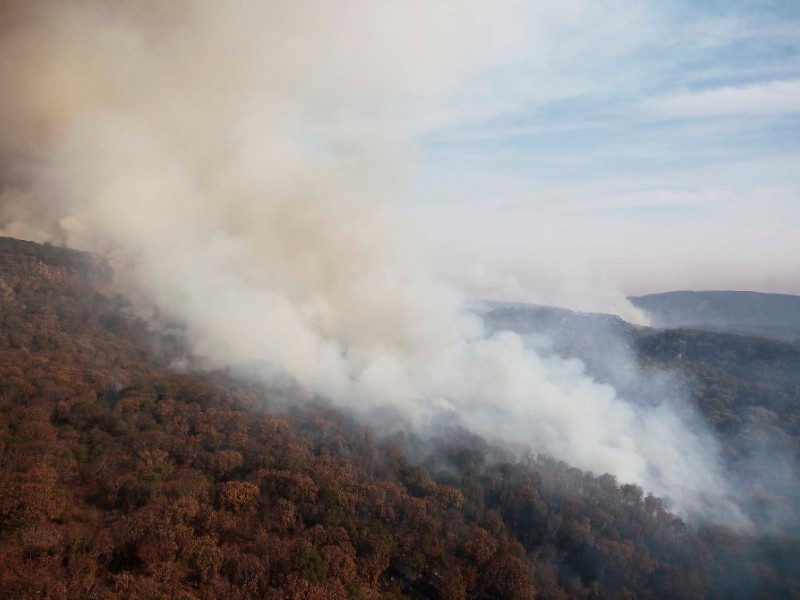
[0,238,795,599]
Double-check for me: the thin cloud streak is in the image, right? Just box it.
[648,79,800,117]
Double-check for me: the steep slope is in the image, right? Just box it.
[0,239,798,599]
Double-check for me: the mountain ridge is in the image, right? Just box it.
[629,290,800,344]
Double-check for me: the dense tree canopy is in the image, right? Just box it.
[1,238,798,599]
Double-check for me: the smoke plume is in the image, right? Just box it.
[0,0,746,524]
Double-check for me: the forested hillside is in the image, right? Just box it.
[1,238,798,599]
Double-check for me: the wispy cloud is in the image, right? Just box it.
[561,189,728,214]
[648,79,800,118]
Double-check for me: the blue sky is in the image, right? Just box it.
[1,0,795,318]
[402,0,800,312]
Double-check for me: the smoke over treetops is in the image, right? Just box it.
[0,0,748,524]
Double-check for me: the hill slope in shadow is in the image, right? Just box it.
[629,290,800,344]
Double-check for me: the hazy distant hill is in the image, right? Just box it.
[482,300,800,419]
[483,299,800,463]
[629,290,800,343]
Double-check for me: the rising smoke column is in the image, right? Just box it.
[0,0,745,523]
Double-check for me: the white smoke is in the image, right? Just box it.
[0,0,745,524]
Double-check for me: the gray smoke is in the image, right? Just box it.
[0,0,748,525]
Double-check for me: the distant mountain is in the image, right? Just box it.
[629,290,800,344]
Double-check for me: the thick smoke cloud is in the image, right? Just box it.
[0,0,745,524]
